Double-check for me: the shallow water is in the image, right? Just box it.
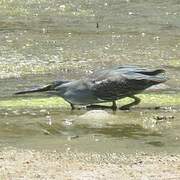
[0,0,180,154]
[0,107,179,154]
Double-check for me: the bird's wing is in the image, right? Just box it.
[90,74,134,100]
[91,72,165,101]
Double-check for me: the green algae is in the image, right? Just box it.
[168,59,180,68]
[0,97,69,109]
[117,94,180,107]
[135,94,180,106]
[0,93,179,109]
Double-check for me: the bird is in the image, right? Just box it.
[15,65,167,111]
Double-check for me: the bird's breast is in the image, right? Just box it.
[63,88,102,105]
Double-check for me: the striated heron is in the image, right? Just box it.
[15,65,167,110]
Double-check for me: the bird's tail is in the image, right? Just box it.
[137,68,167,83]
[116,66,165,76]
[149,75,167,84]
[136,68,165,76]
[130,69,167,89]
[144,73,168,90]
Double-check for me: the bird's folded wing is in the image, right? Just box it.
[91,74,135,100]
[91,72,165,101]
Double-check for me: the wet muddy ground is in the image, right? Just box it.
[0,0,180,179]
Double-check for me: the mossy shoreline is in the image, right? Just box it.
[0,93,179,109]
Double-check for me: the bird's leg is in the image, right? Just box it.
[120,95,141,110]
[112,100,117,111]
[70,103,75,110]
[86,101,117,111]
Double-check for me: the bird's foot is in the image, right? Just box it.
[112,101,117,111]
[119,105,130,110]
[86,105,113,110]
[87,105,106,109]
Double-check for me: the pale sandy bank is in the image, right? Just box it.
[0,148,180,180]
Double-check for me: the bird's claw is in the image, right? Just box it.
[119,106,130,110]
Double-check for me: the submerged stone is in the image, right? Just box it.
[79,110,112,120]
[75,110,116,128]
